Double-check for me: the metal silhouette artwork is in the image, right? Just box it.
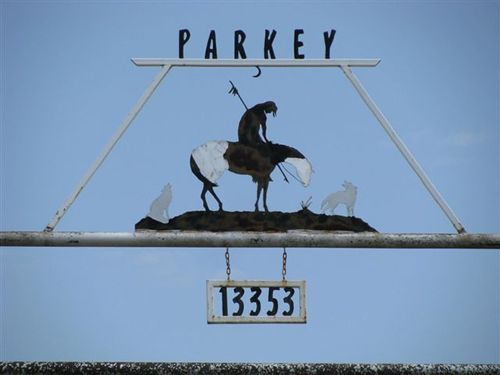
[229,82,289,183]
[321,181,357,217]
[147,183,172,224]
[42,57,467,234]
[190,141,312,212]
[238,101,277,146]
[252,66,262,78]
[300,196,313,210]
[188,84,311,213]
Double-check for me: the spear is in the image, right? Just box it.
[228,81,248,110]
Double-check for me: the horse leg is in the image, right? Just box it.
[255,181,262,212]
[262,178,270,213]
[208,185,224,211]
[201,185,210,211]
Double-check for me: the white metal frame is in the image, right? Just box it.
[132,58,381,68]
[44,64,172,232]
[39,58,464,234]
[2,231,499,248]
[207,280,306,324]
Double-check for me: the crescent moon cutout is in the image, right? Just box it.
[253,66,262,78]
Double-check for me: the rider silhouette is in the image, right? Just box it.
[238,101,278,146]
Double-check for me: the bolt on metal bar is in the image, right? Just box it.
[44,64,172,232]
[340,65,466,234]
[1,231,499,249]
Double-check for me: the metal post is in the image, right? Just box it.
[340,65,466,234]
[44,64,172,232]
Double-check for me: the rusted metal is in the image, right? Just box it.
[1,362,499,374]
[1,231,499,249]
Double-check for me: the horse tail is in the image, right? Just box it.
[190,155,217,187]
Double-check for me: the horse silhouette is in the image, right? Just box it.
[190,141,312,212]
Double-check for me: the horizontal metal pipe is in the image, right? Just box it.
[1,231,499,249]
[131,58,381,68]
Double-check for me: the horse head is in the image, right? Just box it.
[268,143,313,187]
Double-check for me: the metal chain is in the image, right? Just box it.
[225,248,231,280]
[226,247,286,281]
[282,248,288,281]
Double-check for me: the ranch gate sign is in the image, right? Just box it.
[1,30,499,327]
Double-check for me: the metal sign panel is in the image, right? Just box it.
[41,57,466,233]
[207,280,306,324]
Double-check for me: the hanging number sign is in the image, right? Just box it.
[207,248,306,324]
[206,280,306,324]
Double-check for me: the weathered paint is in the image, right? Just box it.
[191,141,230,183]
[1,231,499,248]
[206,280,306,324]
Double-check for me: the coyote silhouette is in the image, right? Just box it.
[147,184,172,224]
[321,181,357,217]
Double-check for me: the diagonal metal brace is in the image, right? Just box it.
[340,65,465,234]
[45,65,172,232]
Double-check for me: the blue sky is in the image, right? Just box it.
[1,0,499,364]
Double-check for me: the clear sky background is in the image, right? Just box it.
[1,0,499,364]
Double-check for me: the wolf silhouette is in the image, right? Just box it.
[321,181,357,217]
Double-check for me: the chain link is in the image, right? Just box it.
[282,247,288,281]
[225,247,286,281]
[225,248,231,280]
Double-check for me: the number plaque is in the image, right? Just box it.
[206,280,306,324]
